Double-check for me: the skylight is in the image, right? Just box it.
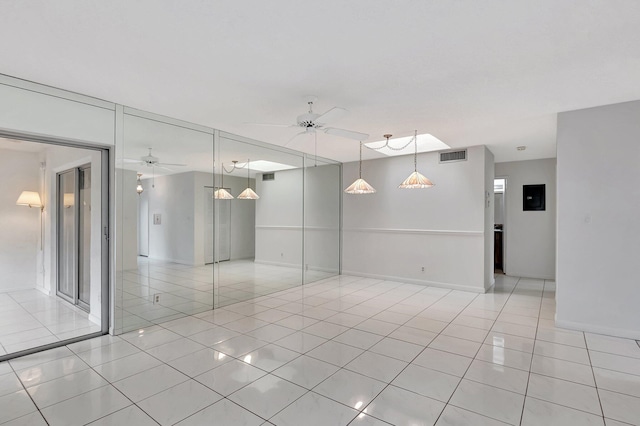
[236,160,297,172]
[364,133,450,156]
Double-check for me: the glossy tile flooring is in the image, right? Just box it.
[119,258,332,333]
[0,289,99,356]
[2,274,640,425]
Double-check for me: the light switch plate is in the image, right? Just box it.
[153,213,161,225]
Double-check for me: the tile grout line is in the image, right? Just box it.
[517,278,547,426]
[433,277,521,426]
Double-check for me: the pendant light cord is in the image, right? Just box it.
[359,141,363,178]
[414,130,418,172]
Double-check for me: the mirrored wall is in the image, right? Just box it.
[115,109,341,334]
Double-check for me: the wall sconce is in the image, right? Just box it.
[16,191,43,210]
[16,190,44,250]
[63,193,75,208]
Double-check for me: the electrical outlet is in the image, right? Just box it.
[421,266,425,272]
[153,294,160,304]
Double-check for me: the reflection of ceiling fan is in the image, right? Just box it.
[248,96,369,145]
[122,148,187,171]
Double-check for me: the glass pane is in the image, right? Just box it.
[304,156,341,284]
[58,170,76,300]
[78,166,91,306]
[118,111,215,333]
[215,134,304,308]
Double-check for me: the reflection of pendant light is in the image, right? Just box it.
[136,173,144,195]
[344,141,376,194]
[399,130,434,189]
[237,158,259,200]
[214,162,234,199]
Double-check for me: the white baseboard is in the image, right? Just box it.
[341,270,487,293]
[555,317,640,340]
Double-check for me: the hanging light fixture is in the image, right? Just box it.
[237,158,260,200]
[136,173,144,195]
[344,141,376,194]
[214,162,234,199]
[399,130,434,189]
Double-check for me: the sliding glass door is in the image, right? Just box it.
[57,165,91,311]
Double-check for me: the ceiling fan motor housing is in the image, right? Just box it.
[297,112,321,128]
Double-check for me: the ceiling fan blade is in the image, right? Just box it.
[244,122,297,128]
[323,127,369,141]
[157,162,187,167]
[154,165,174,172]
[284,131,309,147]
[315,107,348,125]
[122,159,143,163]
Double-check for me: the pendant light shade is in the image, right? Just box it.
[237,159,259,200]
[237,188,259,199]
[399,171,434,189]
[399,130,434,189]
[345,142,376,194]
[215,162,235,199]
[214,188,234,199]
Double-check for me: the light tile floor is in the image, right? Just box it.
[2,274,640,425]
[0,289,99,356]
[118,258,333,333]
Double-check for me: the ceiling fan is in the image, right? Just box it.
[122,148,187,171]
[248,96,370,145]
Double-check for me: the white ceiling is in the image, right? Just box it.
[1,1,640,163]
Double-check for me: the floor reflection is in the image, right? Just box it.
[119,258,335,333]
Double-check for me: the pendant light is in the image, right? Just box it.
[344,141,376,194]
[399,130,434,189]
[237,159,260,200]
[136,173,144,195]
[214,162,234,199]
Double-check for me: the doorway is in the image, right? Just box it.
[57,165,92,310]
[494,177,506,274]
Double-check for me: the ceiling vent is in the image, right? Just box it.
[262,173,275,181]
[439,149,467,163]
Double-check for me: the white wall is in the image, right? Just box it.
[556,100,640,339]
[495,159,556,279]
[484,147,495,288]
[193,172,255,265]
[255,168,304,268]
[494,193,504,224]
[342,145,492,292]
[139,171,256,266]
[0,149,41,292]
[304,164,341,274]
[116,169,139,271]
[141,172,195,265]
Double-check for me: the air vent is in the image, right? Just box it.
[439,149,467,163]
[262,173,275,181]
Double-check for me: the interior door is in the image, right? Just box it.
[57,170,77,303]
[77,166,91,309]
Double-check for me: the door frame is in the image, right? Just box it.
[0,130,111,362]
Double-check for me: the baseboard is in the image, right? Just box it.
[555,317,640,340]
[341,270,487,293]
[254,259,301,269]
